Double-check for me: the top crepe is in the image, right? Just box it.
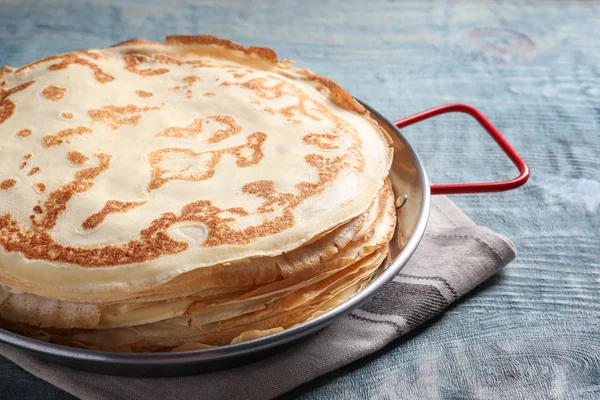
[0,36,393,297]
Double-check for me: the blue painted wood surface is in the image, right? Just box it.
[0,0,598,398]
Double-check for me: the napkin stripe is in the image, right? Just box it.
[358,281,449,329]
[347,313,404,333]
[396,273,459,299]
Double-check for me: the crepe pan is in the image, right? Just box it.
[0,102,529,377]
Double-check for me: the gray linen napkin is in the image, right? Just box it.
[0,196,515,400]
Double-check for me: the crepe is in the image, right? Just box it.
[0,36,396,352]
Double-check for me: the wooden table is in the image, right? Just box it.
[0,0,598,398]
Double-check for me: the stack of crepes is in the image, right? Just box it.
[0,36,395,352]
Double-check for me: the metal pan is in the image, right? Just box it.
[0,102,529,377]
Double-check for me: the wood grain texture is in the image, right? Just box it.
[0,0,599,399]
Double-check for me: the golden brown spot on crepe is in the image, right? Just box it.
[82,200,148,230]
[153,54,194,66]
[19,161,27,169]
[33,205,43,214]
[225,76,328,122]
[303,133,339,150]
[0,80,35,126]
[226,207,249,216]
[243,180,295,215]
[15,53,114,84]
[33,153,111,230]
[0,98,15,125]
[178,197,294,248]
[204,116,242,142]
[43,126,92,148]
[33,183,46,193]
[175,158,351,248]
[241,155,347,219]
[78,50,105,60]
[61,112,74,119]
[156,119,204,139]
[184,76,202,85]
[155,115,242,142]
[147,131,266,191]
[280,103,321,122]
[0,154,186,268]
[41,85,66,101]
[135,90,154,98]
[88,104,161,130]
[23,154,32,160]
[222,77,286,100]
[203,92,216,97]
[124,54,170,76]
[27,167,40,176]
[0,142,352,265]
[73,154,111,181]
[0,179,16,190]
[0,210,186,268]
[222,74,364,173]
[226,68,249,79]
[297,154,346,194]
[67,151,89,165]
[123,52,236,79]
[16,129,32,137]
[170,76,203,98]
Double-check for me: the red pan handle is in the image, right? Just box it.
[394,104,529,195]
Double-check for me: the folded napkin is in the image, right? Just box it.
[0,196,516,400]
